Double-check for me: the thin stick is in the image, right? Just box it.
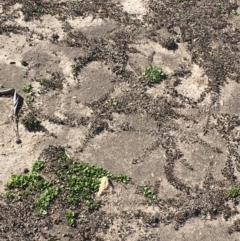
[13,90,21,144]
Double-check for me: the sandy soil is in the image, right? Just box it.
[0,0,240,240]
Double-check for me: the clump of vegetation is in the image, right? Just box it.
[32,160,44,172]
[33,5,54,15]
[4,147,131,226]
[66,210,76,227]
[142,186,161,204]
[34,187,61,215]
[22,83,32,93]
[227,186,240,198]
[142,66,166,84]
[231,9,239,16]
[22,83,34,105]
[4,170,51,200]
[22,115,42,131]
[71,64,80,77]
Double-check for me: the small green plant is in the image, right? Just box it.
[33,5,54,15]
[47,234,60,241]
[231,9,239,16]
[66,210,76,227]
[166,210,173,219]
[142,186,160,204]
[213,3,225,13]
[22,84,32,93]
[22,116,42,131]
[26,93,34,105]
[22,83,35,105]
[106,97,118,107]
[175,12,181,17]
[4,147,131,226]
[32,161,44,172]
[71,64,79,77]
[227,186,240,198]
[142,66,166,84]
[34,187,61,215]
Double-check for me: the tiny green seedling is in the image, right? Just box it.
[175,12,181,17]
[66,210,76,227]
[22,84,33,93]
[142,186,160,204]
[142,66,166,84]
[22,116,42,131]
[231,9,239,16]
[34,187,61,215]
[71,64,79,77]
[106,97,118,107]
[22,83,35,105]
[227,186,240,198]
[32,161,44,172]
[26,93,34,105]
[33,5,54,15]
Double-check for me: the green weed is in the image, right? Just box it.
[5,171,51,200]
[32,161,44,172]
[22,84,33,93]
[142,66,166,84]
[22,83,35,105]
[227,186,240,198]
[142,186,160,204]
[4,147,131,225]
[66,210,76,227]
[34,187,61,215]
[22,116,42,131]
[33,5,54,15]
[71,64,79,77]
[175,12,181,17]
[231,9,239,16]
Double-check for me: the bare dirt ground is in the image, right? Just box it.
[0,0,240,240]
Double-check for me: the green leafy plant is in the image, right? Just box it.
[213,3,225,13]
[106,97,118,107]
[32,161,44,172]
[47,234,60,241]
[22,84,33,93]
[26,93,34,105]
[66,210,76,227]
[34,187,61,215]
[5,170,51,200]
[142,186,160,204]
[175,12,181,17]
[22,116,42,131]
[33,5,54,15]
[231,9,239,16]
[71,64,79,77]
[4,147,131,226]
[227,186,240,198]
[142,66,166,84]
[22,83,35,105]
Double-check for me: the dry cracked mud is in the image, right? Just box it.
[0,0,240,240]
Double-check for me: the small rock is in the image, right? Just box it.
[97,176,114,196]
[108,113,113,121]
[23,168,29,173]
